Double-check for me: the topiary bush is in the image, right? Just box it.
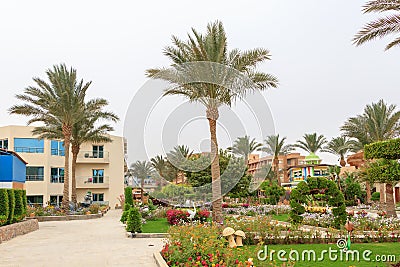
[126,206,142,233]
[22,190,27,216]
[0,189,9,226]
[124,187,133,208]
[7,189,15,225]
[290,177,346,228]
[120,203,131,223]
[364,139,400,160]
[13,190,24,223]
[371,192,380,201]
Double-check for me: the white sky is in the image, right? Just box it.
[1,0,400,164]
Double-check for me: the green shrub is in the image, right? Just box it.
[13,190,24,223]
[371,192,380,201]
[7,189,15,225]
[22,190,27,216]
[0,189,9,226]
[126,207,142,233]
[365,139,400,160]
[124,187,133,208]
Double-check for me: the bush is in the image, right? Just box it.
[166,209,189,225]
[124,187,133,208]
[120,203,132,223]
[126,207,142,233]
[364,139,400,160]
[22,190,27,216]
[371,192,380,201]
[13,190,24,223]
[194,209,210,223]
[7,189,15,225]
[0,189,9,226]
[89,204,100,214]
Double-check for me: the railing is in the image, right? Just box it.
[50,175,64,183]
[26,175,44,181]
[76,151,109,163]
[76,176,110,188]
[14,147,44,153]
[92,201,109,206]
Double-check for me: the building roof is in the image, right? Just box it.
[0,148,28,164]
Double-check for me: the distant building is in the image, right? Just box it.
[0,148,27,189]
[0,125,124,208]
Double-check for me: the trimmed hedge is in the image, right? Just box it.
[364,139,400,160]
[0,189,27,226]
[126,206,142,233]
[124,187,133,208]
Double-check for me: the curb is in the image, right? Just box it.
[126,232,167,238]
[153,252,168,267]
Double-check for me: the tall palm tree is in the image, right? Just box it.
[323,136,355,167]
[261,134,293,186]
[341,99,400,204]
[69,100,119,204]
[295,133,327,154]
[167,145,193,184]
[9,64,89,210]
[353,0,400,50]
[151,155,167,179]
[227,135,263,163]
[130,161,154,202]
[146,21,278,222]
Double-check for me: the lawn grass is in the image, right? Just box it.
[240,242,400,267]
[272,213,290,222]
[142,218,169,233]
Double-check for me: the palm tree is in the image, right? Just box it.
[151,155,167,179]
[146,21,278,222]
[9,64,89,210]
[341,100,400,204]
[323,136,355,167]
[295,133,327,154]
[130,161,154,202]
[353,0,400,50]
[167,145,193,184]
[260,134,293,186]
[69,100,119,204]
[227,135,263,163]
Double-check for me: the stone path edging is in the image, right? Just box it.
[153,252,168,267]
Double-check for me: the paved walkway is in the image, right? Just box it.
[0,210,164,267]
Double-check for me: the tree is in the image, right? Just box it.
[227,135,262,162]
[294,133,327,154]
[130,161,154,202]
[9,64,89,210]
[146,21,278,222]
[353,0,400,50]
[327,165,342,191]
[261,134,293,186]
[323,136,354,167]
[167,145,193,184]
[342,100,400,204]
[151,155,167,179]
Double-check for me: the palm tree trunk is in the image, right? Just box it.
[340,156,346,167]
[385,183,397,217]
[380,183,385,203]
[207,107,222,223]
[141,176,145,202]
[71,145,79,205]
[366,181,371,203]
[61,125,71,211]
[274,157,281,186]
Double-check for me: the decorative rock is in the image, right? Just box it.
[0,219,39,243]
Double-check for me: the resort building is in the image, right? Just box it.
[0,125,125,208]
[0,148,27,189]
[248,153,306,183]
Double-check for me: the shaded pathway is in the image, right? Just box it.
[0,210,164,267]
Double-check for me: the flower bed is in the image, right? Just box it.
[166,209,210,225]
[222,204,291,217]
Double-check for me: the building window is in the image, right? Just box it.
[92,193,104,202]
[27,195,43,205]
[14,138,44,153]
[51,168,64,183]
[51,140,65,156]
[92,169,104,183]
[92,145,104,158]
[0,139,8,149]
[26,166,44,181]
[50,195,63,206]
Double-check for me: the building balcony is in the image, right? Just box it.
[76,151,109,164]
[76,176,110,189]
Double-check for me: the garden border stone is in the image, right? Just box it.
[27,213,102,222]
[153,252,168,267]
[126,232,167,238]
[0,219,39,243]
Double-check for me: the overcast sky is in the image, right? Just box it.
[1,0,399,164]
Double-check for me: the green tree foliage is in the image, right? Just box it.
[7,189,15,225]
[124,187,133,208]
[13,190,24,223]
[260,182,285,205]
[295,133,327,154]
[227,135,262,161]
[126,206,142,233]
[371,192,380,201]
[0,189,9,226]
[367,159,400,183]
[22,190,27,216]
[364,138,400,160]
